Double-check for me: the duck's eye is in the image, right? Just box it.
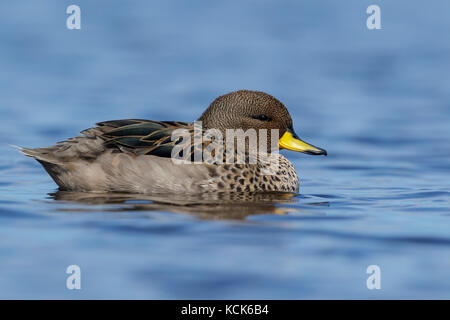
[253,114,272,121]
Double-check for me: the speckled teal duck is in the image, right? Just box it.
[20,90,327,193]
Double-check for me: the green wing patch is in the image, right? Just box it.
[99,119,192,158]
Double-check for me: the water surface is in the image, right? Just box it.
[0,0,449,299]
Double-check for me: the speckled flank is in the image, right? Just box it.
[199,154,299,193]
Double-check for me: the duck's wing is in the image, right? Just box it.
[20,119,204,166]
[95,119,194,158]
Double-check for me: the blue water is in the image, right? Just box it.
[1,0,449,299]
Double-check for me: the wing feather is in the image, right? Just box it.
[99,119,193,158]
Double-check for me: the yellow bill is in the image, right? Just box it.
[279,129,327,155]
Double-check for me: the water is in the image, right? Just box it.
[0,0,449,299]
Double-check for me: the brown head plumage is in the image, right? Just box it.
[198,90,295,152]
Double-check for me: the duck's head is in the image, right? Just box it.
[198,90,327,156]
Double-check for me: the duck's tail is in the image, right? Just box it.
[13,144,77,190]
[13,145,60,164]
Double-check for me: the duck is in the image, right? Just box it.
[20,90,327,194]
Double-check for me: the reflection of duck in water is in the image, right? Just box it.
[50,191,305,220]
[21,90,326,193]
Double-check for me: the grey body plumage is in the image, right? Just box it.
[20,90,326,194]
